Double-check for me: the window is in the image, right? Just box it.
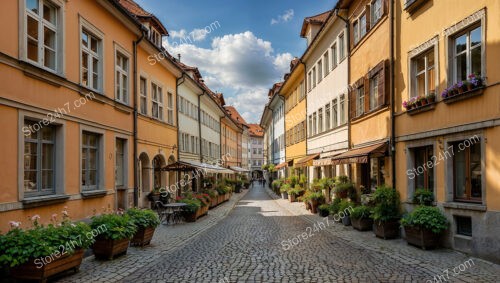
[455,216,472,236]
[371,0,382,26]
[369,74,379,110]
[308,72,312,91]
[453,25,482,83]
[318,60,323,82]
[299,81,305,100]
[312,112,317,135]
[81,29,102,91]
[151,83,163,120]
[139,77,147,115]
[318,109,323,133]
[324,53,329,76]
[340,94,346,124]
[167,92,174,125]
[115,52,129,104]
[115,138,125,187]
[331,43,337,69]
[353,14,367,44]
[312,67,317,88]
[339,33,345,60]
[325,103,331,130]
[356,86,365,117]
[25,0,59,71]
[308,115,312,137]
[333,99,338,127]
[24,121,55,195]
[452,140,481,202]
[150,27,161,47]
[82,132,100,191]
[413,146,434,190]
[412,49,435,98]
[353,20,359,44]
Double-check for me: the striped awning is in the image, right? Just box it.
[331,143,387,165]
[295,154,320,167]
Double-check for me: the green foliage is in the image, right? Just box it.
[305,191,325,202]
[126,208,160,229]
[299,174,307,185]
[288,185,304,196]
[338,199,354,215]
[350,205,373,220]
[413,189,434,206]
[400,206,448,234]
[318,204,330,214]
[280,184,291,193]
[90,213,137,240]
[371,186,400,222]
[204,189,218,198]
[328,198,342,214]
[178,198,202,213]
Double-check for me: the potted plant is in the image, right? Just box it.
[468,73,484,89]
[205,189,219,208]
[126,208,161,247]
[91,212,137,260]
[419,95,428,106]
[350,205,374,231]
[288,186,304,202]
[426,92,436,103]
[318,204,330,217]
[413,188,434,206]
[371,186,401,239]
[328,198,342,222]
[401,206,448,249]
[180,198,203,222]
[280,184,290,199]
[308,192,325,214]
[0,214,94,282]
[338,199,353,226]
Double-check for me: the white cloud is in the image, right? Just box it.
[170,29,188,39]
[163,31,293,123]
[271,9,294,25]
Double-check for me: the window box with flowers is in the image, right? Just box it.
[403,93,437,115]
[442,74,486,104]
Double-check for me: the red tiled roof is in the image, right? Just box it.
[300,10,332,37]
[268,82,284,97]
[225,106,247,126]
[116,0,168,35]
[248,124,264,137]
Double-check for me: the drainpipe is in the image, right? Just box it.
[176,75,184,195]
[198,91,204,162]
[336,8,352,181]
[297,59,308,182]
[133,30,145,207]
[390,0,396,189]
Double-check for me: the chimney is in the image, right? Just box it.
[177,54,181,62]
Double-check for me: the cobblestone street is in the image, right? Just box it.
[57,184,500,283]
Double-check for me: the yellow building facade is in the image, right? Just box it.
[283,61,307,175]
[394,0,500,262]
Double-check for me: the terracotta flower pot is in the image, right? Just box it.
[10,249,84,282]
[288,194,296,202]
[310,199,319,214]
[93,237,130,260]
[131,226,156,247]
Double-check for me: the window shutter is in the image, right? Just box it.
[378,68,385,106]
[349,88,356,120]
[366,5,371,31]
[364,76,370,113]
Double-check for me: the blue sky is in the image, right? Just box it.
[135,0,335,123]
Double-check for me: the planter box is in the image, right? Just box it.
[131,226,156,247]
[305,201,311,211]
[224,193,230,201]
[406,102,436,115]
[218,195,224,204]
[197,205,208,218]
[351,217,374,231]
[288,194,297,202]
[373,220,400,239]
[10,249,84,282]
[183,211,197,222]
[342,215,351,226]
[443,86,485,104]
[318,209,329,217]
[210,197,218,208]
[404,225,442,250]
[93,237,130,260]
[281,192,288,199]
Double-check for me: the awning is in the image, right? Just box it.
[331,143,387,165]
[230,166,250,173]
[162,160,234,174]
[275,162,288,170]
[314,157,335,166]
[295,154,320,167]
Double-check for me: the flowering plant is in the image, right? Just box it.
[0,210,94,267]
[125,208,160,229]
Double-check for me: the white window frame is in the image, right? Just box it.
[114,44,130,105]
[79,17,104,92]
[317,60,323,82]
[167,92,174,125]
[139,76,147,115]
[339,32,346,61]
[323,52,330,76]
[331,43,338,69]
[151,82,164,121]
[20,0,65,74]
[80,126,105,192]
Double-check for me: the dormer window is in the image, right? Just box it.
[149,27,161,47]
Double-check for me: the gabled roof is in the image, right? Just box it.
[248,124,264,137]
[225,106,248,127]
[117,0,169,35]
[268,82,284,98]
[300,10,332,37]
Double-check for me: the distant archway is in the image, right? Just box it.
[138,152,151,208]
[152,155,166,190]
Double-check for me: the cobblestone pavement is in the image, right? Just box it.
[59,184,500,283]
